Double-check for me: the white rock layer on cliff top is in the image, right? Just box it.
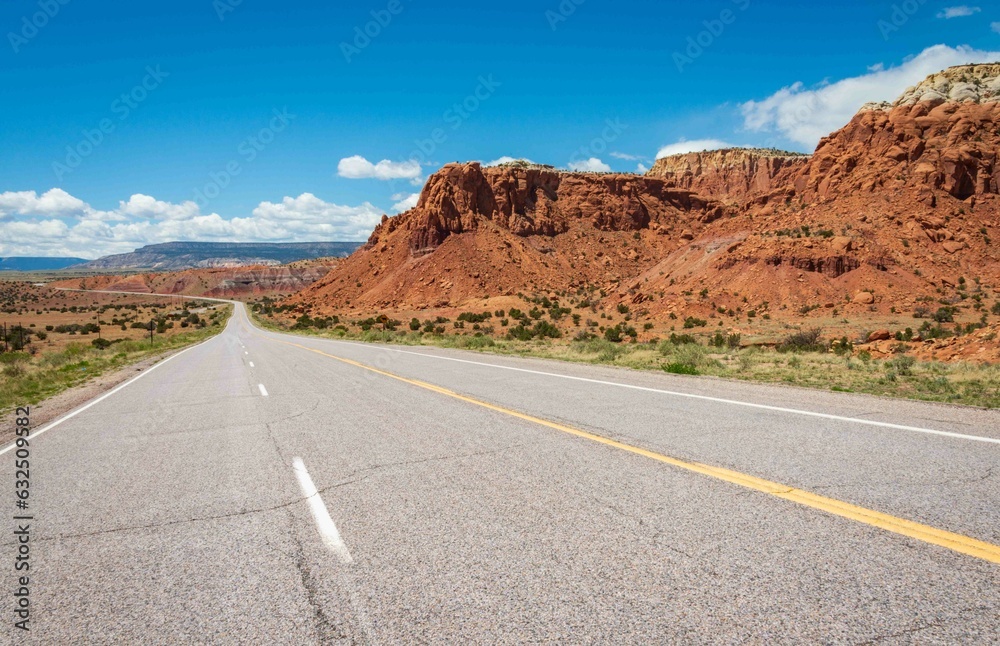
[894,63,1000,106]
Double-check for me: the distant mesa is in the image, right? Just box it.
[0,257,88,272]
[75,241,363,272]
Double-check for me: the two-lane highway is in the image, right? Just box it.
[4,301,999,643]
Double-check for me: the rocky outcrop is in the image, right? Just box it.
[647,148,809,202]
[366,162,728,255]
[794,63,1000,201]
[284,64,1000,327]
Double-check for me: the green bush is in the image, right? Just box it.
[933,307,956,323]
[663,363,698,375]
[887,355,916,376]
[777,328,827,353]
[683,316,708,329]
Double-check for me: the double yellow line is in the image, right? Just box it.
[268,333,1000,565]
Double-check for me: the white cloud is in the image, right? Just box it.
[992,22,1000,33]
[391,193,420,213]
[117,194,201,221]
[0,188,88,219]
[655,139,731,159]
[937,6,980,18]
[610,152,646,161]
[568,157,612,172]
[636,163,649,174]
[0,189,383,258]
[484,156,535,166]
[740,45,1000,148]
[337,155,422,181]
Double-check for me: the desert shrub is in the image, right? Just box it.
[532,321,562,339]
[409,318,421,331]
[888,355,916,376]
[777,328,827,353]
[831,337,853,356]
[919,322,954,339]
[507,325,534,341]
[933,307,956,323]
[683,316,707,329]
[457,312,492,323]
[710,331,742,349]
[663,363,699,375]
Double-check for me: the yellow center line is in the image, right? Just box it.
[260,325,1000,565]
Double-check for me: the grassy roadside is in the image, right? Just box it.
[0,305,232,415]
[251,309,1000,409]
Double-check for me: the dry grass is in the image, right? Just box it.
[255,312,1000,408]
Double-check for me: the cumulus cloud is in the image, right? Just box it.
[636,163,649,174]
[0,189,383,258]
[568,157,612,172]
[337,155,422,181]
[391,193,420,213]
[655,139,731,159]
[117,194,201,221]
[740,45,1000,148]
[937,6,980,18]
[0,189,88,219]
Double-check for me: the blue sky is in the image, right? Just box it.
[1,0,999,257]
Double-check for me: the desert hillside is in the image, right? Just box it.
[51,262,339,298]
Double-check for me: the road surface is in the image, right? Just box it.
[4,301,999,643]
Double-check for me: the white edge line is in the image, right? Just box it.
[258,331,1000,446]
[258,383,269,397]
[292,457,353,564]
[0,334,222,456]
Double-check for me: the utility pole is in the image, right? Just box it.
[2,322,6,353]
[150,320,154,345]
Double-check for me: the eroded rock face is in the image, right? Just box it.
[285,65,1000,320]
[366,162,728,254]
[646,148,810,202]
[794,64,1000,201]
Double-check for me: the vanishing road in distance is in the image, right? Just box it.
[5,302,999,643]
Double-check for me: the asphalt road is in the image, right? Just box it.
[3,301,999,644]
